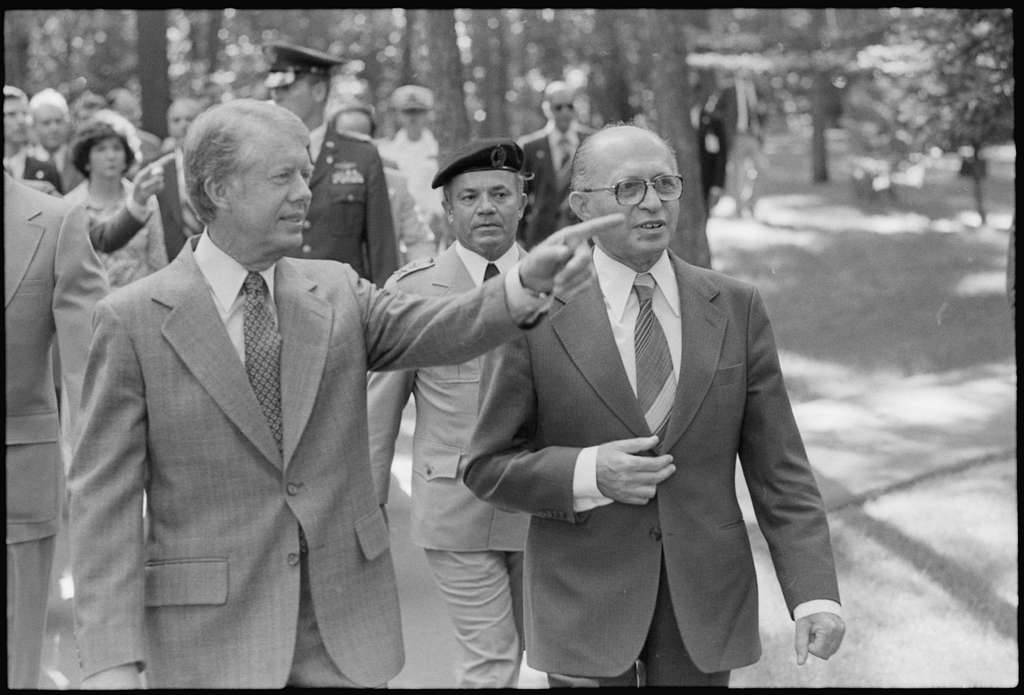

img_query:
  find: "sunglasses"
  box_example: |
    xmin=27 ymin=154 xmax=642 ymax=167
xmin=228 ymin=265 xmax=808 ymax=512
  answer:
xmin=551 ymin=103 xmax=575 ymax=112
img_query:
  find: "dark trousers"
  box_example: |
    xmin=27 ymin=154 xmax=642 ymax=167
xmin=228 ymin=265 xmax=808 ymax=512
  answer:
xmin=547 ymin=555 xmax=730 ymax=687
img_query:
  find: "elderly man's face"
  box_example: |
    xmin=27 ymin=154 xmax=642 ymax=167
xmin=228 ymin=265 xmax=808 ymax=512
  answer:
xmin=444 ymin=169 xmax=525 ymax=262
xmin=220 ymin=121 xmax=313 ymax=265
xmin=571 ymin=129 xmax=679 ymax=272
xmin=31 ymin=103 xmax=70 ymax=152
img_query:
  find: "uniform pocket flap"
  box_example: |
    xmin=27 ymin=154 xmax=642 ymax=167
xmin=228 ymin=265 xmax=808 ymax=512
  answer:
xmin=413 ymin=439 xmax=462 ymax=480
xmin=355 ymin=508 xmax=390 ymax=561
xmin=144 ymin=558 xmax=228 ymax=606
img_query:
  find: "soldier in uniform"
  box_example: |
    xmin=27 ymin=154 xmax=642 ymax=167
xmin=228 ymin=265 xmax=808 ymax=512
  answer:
xmin=264 ymin=41 xmax=398 ymax=286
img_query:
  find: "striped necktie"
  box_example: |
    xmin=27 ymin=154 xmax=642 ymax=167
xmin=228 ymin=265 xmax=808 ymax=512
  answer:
xmin=633 ymin=273 xmax=675 ymax=438
xmin=243 ymin=272 xmax=283 ymax=451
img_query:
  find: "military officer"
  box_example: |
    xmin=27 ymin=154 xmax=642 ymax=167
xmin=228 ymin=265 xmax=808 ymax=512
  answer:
xmin=264 ymin=41 xmax=398 ymax=286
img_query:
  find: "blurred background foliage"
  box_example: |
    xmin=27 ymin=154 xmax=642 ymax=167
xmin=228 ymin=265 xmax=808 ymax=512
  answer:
xmin=5 ymin=7 xmax=1013 ymax=259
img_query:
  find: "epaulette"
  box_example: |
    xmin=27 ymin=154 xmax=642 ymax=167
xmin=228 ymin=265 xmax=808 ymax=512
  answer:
xmin=387 ymin=257 xmax=435 ymax=286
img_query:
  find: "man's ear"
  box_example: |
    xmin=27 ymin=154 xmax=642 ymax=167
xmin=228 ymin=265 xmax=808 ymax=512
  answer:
xmin=204 ymin=176 xmax=232 ymax=213
xmin=568 ymin=190 xmax=588 ymax=220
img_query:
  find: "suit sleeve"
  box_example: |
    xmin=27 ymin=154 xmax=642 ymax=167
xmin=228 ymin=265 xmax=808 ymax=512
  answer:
xmin=366 ymin=367 xmax=416 ymax=507
xmin=737 ymin=288 xmax=840 ymax=614
xmin=67 ymin=300 xmax=149 ymax=678
xmin=52 ymin=203 xmax=110 ymax=446
xmin=363 ymin=150 xmax=400 ymax=286
xmin=463 ymin=334 xmax=581 ymax=519
xmin=87 ymin=206 xmax=146 ymax=253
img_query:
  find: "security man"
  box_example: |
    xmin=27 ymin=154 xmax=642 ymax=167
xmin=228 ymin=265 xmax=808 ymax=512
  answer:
xmin=264 ymin=41 xmax=398 ymax=286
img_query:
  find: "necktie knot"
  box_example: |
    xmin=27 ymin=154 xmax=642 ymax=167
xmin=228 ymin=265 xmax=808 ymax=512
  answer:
xmin=483 ymin=262 xmax=500 ymax=282
xmin=244 ymin=271 xmax=268 ymax=299
xmin=633 ymin=273 xmax=656 ymax=305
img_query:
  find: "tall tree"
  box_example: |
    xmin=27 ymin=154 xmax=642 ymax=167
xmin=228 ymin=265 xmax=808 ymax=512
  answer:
xmin=137 ymin=10 xmax=170 ymax=138
xmin=423 ymin=9 xmax=471 ymax=154
xmin=645 ymin=9 xmax=711 ymax=268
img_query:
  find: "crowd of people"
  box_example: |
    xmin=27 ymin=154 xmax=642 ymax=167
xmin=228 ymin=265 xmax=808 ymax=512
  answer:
xmin=5 ymin=40 xmax=842 ymax=690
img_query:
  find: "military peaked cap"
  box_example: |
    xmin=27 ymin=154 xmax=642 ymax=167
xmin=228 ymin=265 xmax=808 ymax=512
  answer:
xmin=263 ymin=41 xmax=344 ymax=90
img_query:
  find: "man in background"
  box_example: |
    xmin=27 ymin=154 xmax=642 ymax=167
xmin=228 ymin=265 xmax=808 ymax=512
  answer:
xmin=4 ymin=86 xmax=63 ymax=195
xmin=29 ymin=88 xmax=82 ymax=193
xmin=264 ymin=41 xmax=398 ymax=285
xmin=367 ymin=139 xmax=532 ymax=687
xmin=333 ymin=101 xmax=436 ymax=264
xmin=377 ymin=85 xmax=446 ymax=247
xmin=155 ymin=97 xmax=205 ymax=259
xmin=517 ymin=80 xmax=594 ymax=249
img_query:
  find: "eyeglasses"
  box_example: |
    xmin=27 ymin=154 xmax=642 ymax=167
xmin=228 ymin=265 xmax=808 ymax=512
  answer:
xmin=577 ymin=174 xmax=683 ymax=206
xmin=551 ymin=103 xmax=575 ymax=112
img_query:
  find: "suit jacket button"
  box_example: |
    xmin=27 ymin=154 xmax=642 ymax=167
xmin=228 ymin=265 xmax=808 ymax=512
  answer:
xmin=287 ymin=483 xmax=300 ymax=495
xmin=287 ymin=553 xmax=300 ymax=566
xmin=650 ymin=527 xmax=662 ymax=542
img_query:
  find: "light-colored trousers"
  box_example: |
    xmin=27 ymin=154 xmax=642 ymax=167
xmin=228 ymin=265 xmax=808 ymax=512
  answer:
xmin=424 ymin=549 xmax=524 ymax=688
xmin=7 ymin=535 xmax=56 ymax=688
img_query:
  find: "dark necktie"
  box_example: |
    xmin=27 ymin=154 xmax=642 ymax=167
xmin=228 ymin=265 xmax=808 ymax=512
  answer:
xmin=243 ymin=271 xmax=283 ymax=451
xmin=633 ymin=273 xmax=675 ymax=438
xmin=483 ymin=262 xmax=500 ymax=282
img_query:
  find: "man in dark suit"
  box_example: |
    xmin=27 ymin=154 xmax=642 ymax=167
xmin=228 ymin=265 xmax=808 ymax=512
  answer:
xmin=517 ymin=81 xmax=595 ymax=249
xmin=4 ymin=86 xmax=63 ymax=195
xmin=155 ymin=97 xmax=205 ymax=259
xmin=265 ymin=41 xmax=399 ymax=286
xmin=708 ymin=69 xmax=767 ymax=218
xmin=29 ymin=88 xmax=83 ymax=194
xmin=66 ymin=98 xmax=607 ymax=688
xmin=5 ymin=173 xmax=110 ymax=687
xmin=465 ymin=125 xmax=844 ymax=686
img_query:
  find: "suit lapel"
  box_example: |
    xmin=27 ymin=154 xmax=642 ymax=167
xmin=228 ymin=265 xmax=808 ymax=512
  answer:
xmin=551 ymin=280 xmax=648 ymax=436
xmin=4 ymin=179 xmax=46 ymax=308
xmin=159 ymin=247 xmax=284 ymax=468
xmin=275 ymin=259 xmax=331 ymax=469
xmin=660 ymin=256 xmax=727 ymax=451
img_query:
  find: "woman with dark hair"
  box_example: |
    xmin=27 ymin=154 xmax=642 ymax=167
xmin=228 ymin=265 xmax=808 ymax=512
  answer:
xmin=64 ymin=111 xmax=168 ymax=287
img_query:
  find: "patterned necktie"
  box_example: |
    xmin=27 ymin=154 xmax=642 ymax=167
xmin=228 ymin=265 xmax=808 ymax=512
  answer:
xmin=634 ymin=273 xmax=675 ymax=438
xmin=556 ymin=136 xmax=573 ymax=188
xmin=243 ymin=272 xmax=283 ymax=451
xmin=483 ymin=262 xmax=499 ymax=282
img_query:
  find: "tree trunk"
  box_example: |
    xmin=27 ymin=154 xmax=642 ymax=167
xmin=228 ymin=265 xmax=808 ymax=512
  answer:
xmin=423 ymin=9 xmax=471 ymax=155
xmin=969 ymin=145 xmax=987 ymax=225
xmin=399 ymin=10 xmax=418 ymax=86
xmin=475 ymin=9 xmax=510 ymax=138
xmin=205 ymin=9 xmax=223 ymax=74
xmin=810 ymin=69 xmax=830 ymax=183
xmin=645 ymin=10 xmax=711 ymax=269
xmin=137 ymin=10 xmax=170 ymax=138
xmin=3 ymin=12 xmax=32 ymax=90
xmin=589 ymin=10 xmax=634 ymax=125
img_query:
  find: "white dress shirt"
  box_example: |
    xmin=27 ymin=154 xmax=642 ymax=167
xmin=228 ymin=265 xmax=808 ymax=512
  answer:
xmin=193 ymin=233 xmax=278 ymax=363
xmin=378 ymin=129 xmax=443 ymax=219
xmin=453 ymin=241 xmax=520 ymax=287
xmin=570 ymin=245 xmax=840 ymax=620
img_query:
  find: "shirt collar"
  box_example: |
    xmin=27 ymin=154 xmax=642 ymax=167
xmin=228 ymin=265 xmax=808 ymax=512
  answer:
xmin=194 ymin=232 xmax=276 ymax=307
xmin=593 ymin=245 xmax=679 ymax=321
xmin=453 ymin=241 xmax=520 ymax=287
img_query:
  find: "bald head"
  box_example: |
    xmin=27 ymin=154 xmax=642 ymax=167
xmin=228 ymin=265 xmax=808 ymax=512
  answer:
xmin=571 ymin=125 xmax=676 ymax=191
xmin=542 ymin=81 xmax=578 ymax=131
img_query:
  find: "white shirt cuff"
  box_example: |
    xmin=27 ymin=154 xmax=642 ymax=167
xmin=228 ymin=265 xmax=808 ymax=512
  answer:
xmin=503 ymin=263 xmax=553 ymax=326
xmin=793 ymin=599 xmax=842 ymax=620
xmin=126 ymin=198 xmax=150 ymax=222
xmin=572 ymin=446 xmax=614 ymax=512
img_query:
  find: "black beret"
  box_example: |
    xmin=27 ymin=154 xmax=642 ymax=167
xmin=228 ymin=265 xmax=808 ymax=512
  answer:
xmin=263 ymin=41 xmax=344 ymax=89
xmin=431 ymin=138 xmax=525 ymax=189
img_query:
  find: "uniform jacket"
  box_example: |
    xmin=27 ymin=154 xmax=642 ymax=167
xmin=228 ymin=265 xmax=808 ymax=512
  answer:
xmin=67 ymin=238 xmax=524 ymax=688
xmin=517 ymin=125 xmax=594 ymax=249
xmin=5 ymin=174 xmax=109 ymax=543
xmin=465 ymin=251 xmax=840 ymax=677
xmin=367 ymin=245 xmax=529 ymax=551
xmin=288 ymin=129 xmax=399 ymax=286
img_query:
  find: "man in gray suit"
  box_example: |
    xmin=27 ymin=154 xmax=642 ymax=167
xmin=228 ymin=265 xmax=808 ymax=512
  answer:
xmin=368 ymin=138 xmax=532 ymax=687
xmin=5 ymin=173 xmax=109 ymax=687
xmin=67 ymin=99 xmax=613 ymax=688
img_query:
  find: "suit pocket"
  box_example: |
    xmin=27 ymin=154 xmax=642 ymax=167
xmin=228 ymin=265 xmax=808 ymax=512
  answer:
xmin=355 ymin=507 xmax=390 ymax=561
xmin=713 ymin=363 xmax=744 ymax=387
xmin=413 ymin=439 xmax=462 ymax=481
xmin=5 ymin=442 xmax=60 ymax=524
xmin=144 ymin=558 xmax=229 ymax=606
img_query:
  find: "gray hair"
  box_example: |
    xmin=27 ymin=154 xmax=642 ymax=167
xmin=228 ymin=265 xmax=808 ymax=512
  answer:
xmin=184 ymin=98 xmax=307 ymax=224
xmin=570 ymin=123 xmax=677 ymax=191
xmin=28 ymin=87 xmax=69 ymax=115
